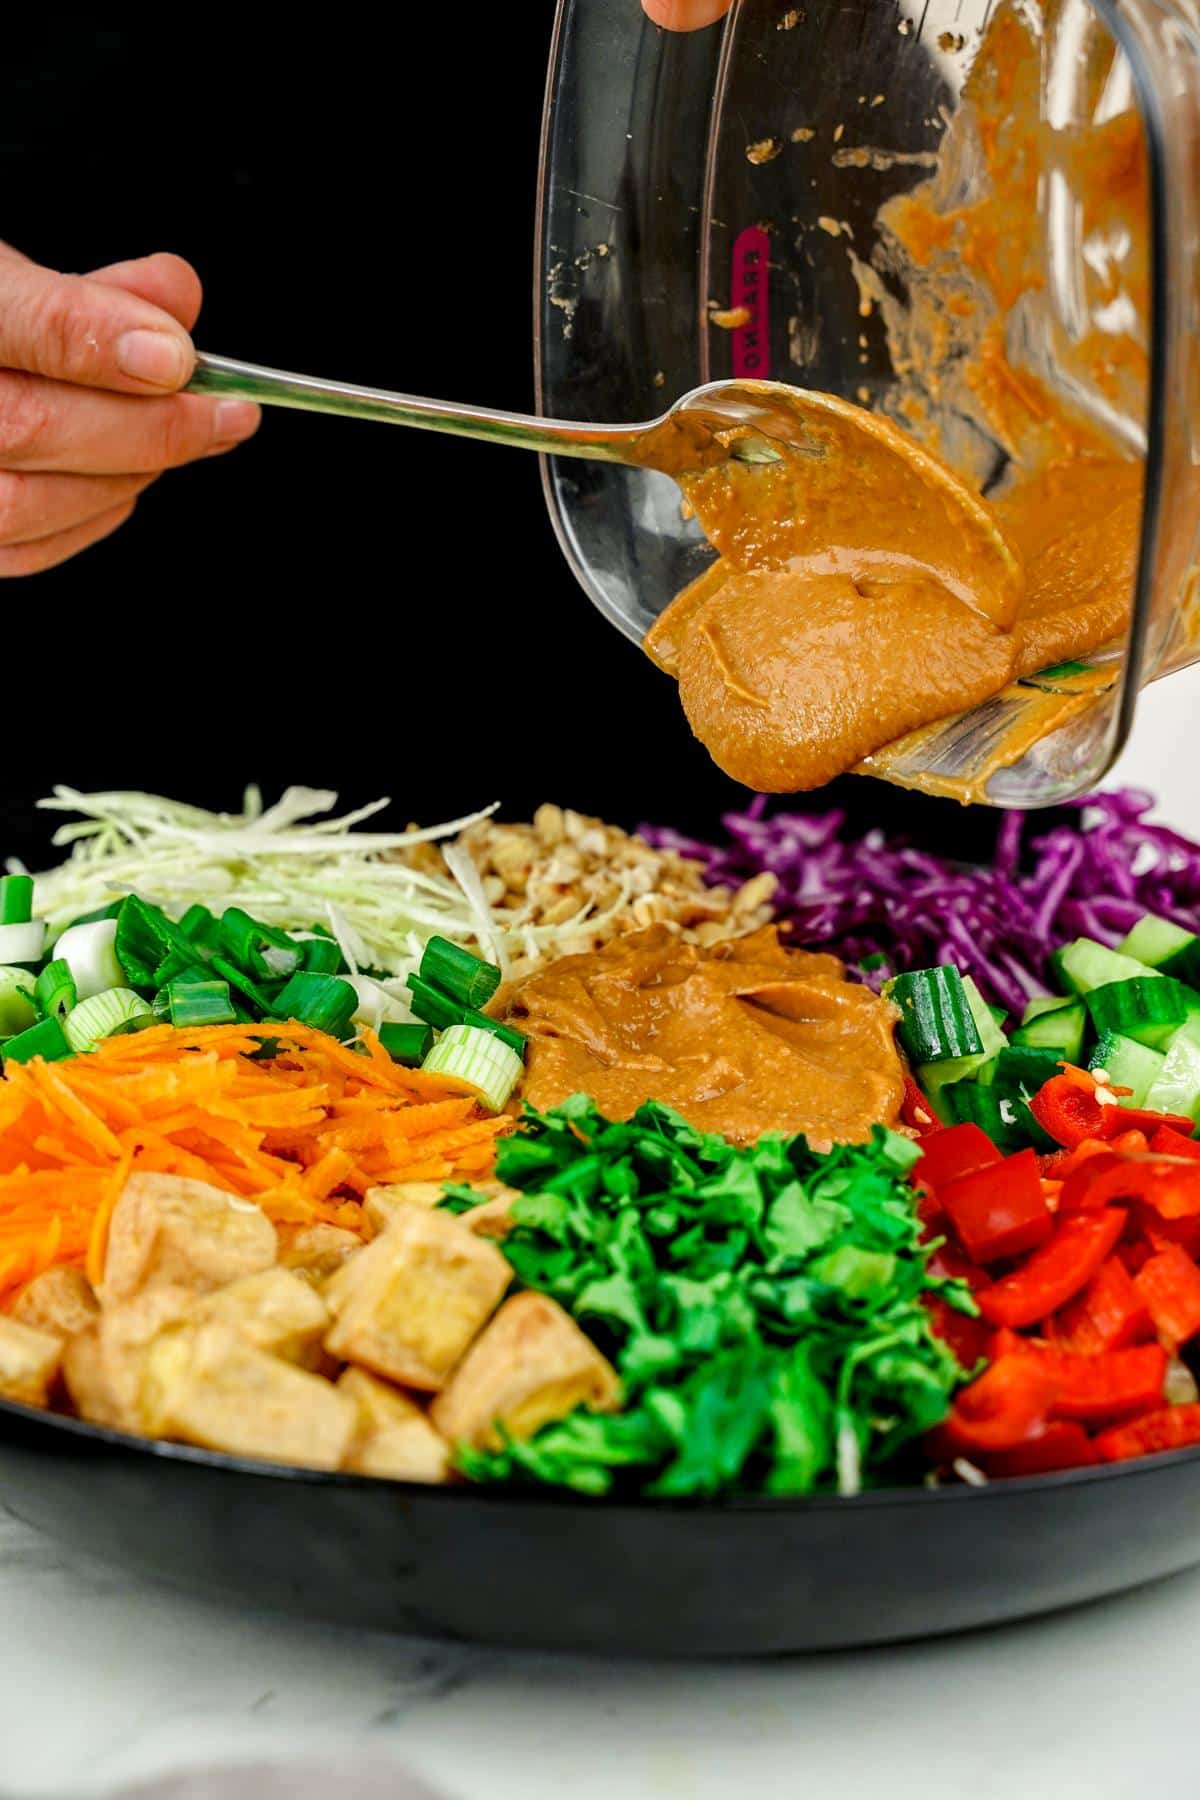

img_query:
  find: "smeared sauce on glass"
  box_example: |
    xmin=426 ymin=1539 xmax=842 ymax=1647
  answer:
xmin=647 ymin=0 xmax=1146 ymax=794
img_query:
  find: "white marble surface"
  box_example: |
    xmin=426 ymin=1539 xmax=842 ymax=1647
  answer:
xmin=3 ymin=666 xmax=1200 ymax=1800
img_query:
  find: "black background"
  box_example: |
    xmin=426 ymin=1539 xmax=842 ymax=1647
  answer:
xmin=0 ymin=13 xmax=996 ymax=868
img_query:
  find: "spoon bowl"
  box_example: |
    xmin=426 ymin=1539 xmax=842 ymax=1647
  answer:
xmin=188 ymin=356 xmax=1018 ymax=637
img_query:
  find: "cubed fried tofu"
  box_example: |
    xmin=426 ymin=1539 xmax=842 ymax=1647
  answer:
xmin=364 ymin=1178 xmax=513 ymax=1238
xmin=324 ymin=1207 xmax=510 ymax=1391
xmin=141 ymin=1320 xmax=356 ymax=1469
xmin=0 ymin=1314 xmax=62 ymax=1407
xmin=11 ymin=1267 xmax=100 ymax=1340
xmin=321 ymin=1245 xmax=371 ymax=1318
xmin=337 ymin=1367 xmax=452 ymax=1483
xmin=363 ymin=1182 xmax=445 ymax=1234
xmin=193 ymin=1268 xmax=329 ymax=1367
xmin=62 ymin=1285 xmax=197 ymax=1430
xmin=431 ymin=1292 xmax=620 ymax=1450
xmin=101 ymin=1172 xmax=277 ymax=1306
xmin=275 ymin=1222 xmax=362 ymax=1281
xmin=461 ymin=1189 xmax=519 ymax=1240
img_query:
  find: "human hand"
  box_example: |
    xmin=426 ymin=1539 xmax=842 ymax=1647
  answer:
xmin=0 ymin=242 xmax=260 ymax=576
xmin=640 ymin=0 xmax=734 ymax=29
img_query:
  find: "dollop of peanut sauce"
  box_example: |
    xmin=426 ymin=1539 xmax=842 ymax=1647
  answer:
xmin=506 ymin=924 xmax=903 ymax=1148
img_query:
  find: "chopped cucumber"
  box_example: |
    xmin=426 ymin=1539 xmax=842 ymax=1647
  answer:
xmin=1119 ymin=914 xmax=1200 ymax=987
xmin=1088 ymin=1032 xmax=1166 ymax=1108
xmin=1085 ymin=976 xmax=1200 ymax=1050
xmin=1010 ymin=999 xmax=1086 ymax=1064
xmin=945 ymin=1081 xmax=1056 ymax=1154
xmin=991 ymin=1044 xmax=1064 ymax=1096
xmin=1020 ymin=994 xmax=1075 ymax=1026
xmin=1145 ymin=1021 xmax=1200 ymax=1124
xmin=916 ymin=977 xmax=1006 ymax=1123
xmin=886 ymin=966 xmax=984 ymax=1064
xmin=1057 ymin=937 xmax=1161 ymax=996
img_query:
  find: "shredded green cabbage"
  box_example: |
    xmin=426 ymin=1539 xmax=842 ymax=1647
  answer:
xmin=12 ymin=786 xmax=633 ymax=993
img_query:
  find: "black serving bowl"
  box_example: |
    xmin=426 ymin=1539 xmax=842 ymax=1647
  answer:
xmin=4 ymin=1395 xmax=1200 ymax=1655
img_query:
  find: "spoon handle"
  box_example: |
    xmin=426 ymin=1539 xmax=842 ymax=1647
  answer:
xmin=187 ymin=352 xmax=640 ymax=464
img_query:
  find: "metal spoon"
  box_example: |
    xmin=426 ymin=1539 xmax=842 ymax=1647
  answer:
xmin=187 ymin=353 xmax=1021 ymax=636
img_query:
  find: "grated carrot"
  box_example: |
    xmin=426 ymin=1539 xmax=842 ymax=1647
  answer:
xmin=0 ymin=1024 xmax=511 ymax=1305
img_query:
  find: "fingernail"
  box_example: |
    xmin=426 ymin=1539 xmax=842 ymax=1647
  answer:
xmin=213 ymin=400 xmax=261 ymax=443
xmin=115 ymin=328 xmax=190 ymax=388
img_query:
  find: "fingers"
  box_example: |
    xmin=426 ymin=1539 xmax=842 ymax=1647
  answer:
xmin=0 ymin=370 xmax=260 ymax=474
xmin=86 ymin=252 xmax=204 ymax=333
xmin=0 ymin=498 xmax=137 ymax=578
xmin=0 ymin=469 xmax=157 ymax=547
xmin=0 ymin=240 xmax=198 ymax=395
xmin=641 ymin=0 xmax=733 ymax=27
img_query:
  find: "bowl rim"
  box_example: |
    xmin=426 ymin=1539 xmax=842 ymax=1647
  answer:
xmin=5 ymin=1390 xmax=1199 ymax=1513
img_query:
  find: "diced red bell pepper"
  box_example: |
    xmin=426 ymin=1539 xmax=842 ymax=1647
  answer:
xmin=917 ymin=1122 xmax=1001 ymax=1192
xmin=1059 ymin=1152 xmax=1200 ymax=1218
xmin=926 ymin=1295 xmax=992 ymax=1371
xmin=977 ymin=1209 xmax=1127 ymax=1327
xmin=1119 ymin=1239 xmax=1155 ymax=1275
xmin=1104 ymin=1107 xmax=1197 ymax=1140
xmin=938 ymin=1149 xmax=1053 ymax=1265
xmin=1136 ymin=1207 xmax=1200 ymax=1260
xmin=927 ymin=1241 xmax=990 ymax=1291
xmin=1135 ymin=1243 xmax=1200 ymax=1349
xmin=1058 ymin=1151 xmax=1127 ymax=1211
xmin=982 ymin=1421 xmax=1098 ymax=1477
xmin=1150 ymin=1125 xmax=1200 ymax=1161
xmin=1104 ymin=1129 xmax=1151 ymax=1158
xmin=1029 ymin=1073 xmax=1107 ymax=1149
xmin=985 ymin=1328 xmax=1166 ymax=1423
xmin=1093 ymin=1403 xmax=1200 ymax=1463
xmin=901 ymin=1075 xmax=942 ymax=1136
xmin=929 ymin=1353 xmax=1061 ymax=1456
xmin=1052 ymin=1254 xmax=1154 ymax=1354
xmin=916 ymin=1190 xmax=944 ymax=1236
xmin=1043 ymin=1136 xmax=1113 ymax=1179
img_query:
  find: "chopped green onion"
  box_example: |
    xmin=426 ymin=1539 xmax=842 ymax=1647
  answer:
xmin=219 ymin=907 xmax=301 ymax=981
xmin=61 ymin=900 xmax=124 ymax=931
xmin=421 ymin=1023 xmax=522 ymax=1114
xmin=152 ymin=946 xmax=212 ymax=987
xmin=461 ymin=1006 xmax=526 ymax=1058
xmin=2 ymin=1015 xmax=71 ymax=1064
xmin=378 ymin=1021 xmax=435 ymax=1066
xmin=300 ymin=936 xmax=343 ymax=975
xmin=0 ymin=875 xmax=34 ymax=925
xmin=113 ymin=896 xmax=193 ymax=990
xmin=63 ymin=988 xmax=154 ymax=1053
xmin=165 ymin=977 xmax=237 ymax=1028
xmin=34 ymin=958 xmax=76 ymax=1026
xmin=54 ymin=917 xmax=125 ymax=999
xmin=0 ymin=966 xmax=37 ymax=1036
xmin=405 ymin=972 xmax=463 ymax=1031
xmin=178 ymin=903 xmax=220 ymax=953
xmin=271 ymin=971 xmax=358 ymax=1037
xmin=0 ymin=920 xmax=46 ymax=965
xmin=209 ymin=954 xmax=282 ymax=1015
xmin=419 ymin=936 xmax=502 ymax=1011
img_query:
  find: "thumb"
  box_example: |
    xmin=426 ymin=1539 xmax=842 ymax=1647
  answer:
xmin=641 ymin=0 xmax=733 ymax=29
xmin=87 ymin=251 xmax=204 ymax=334
xmin=0 ymin=239 xmax=196 ymax=394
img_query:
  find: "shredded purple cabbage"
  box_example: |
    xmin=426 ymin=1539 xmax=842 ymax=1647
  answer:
xmin=641 ymin=790 xmax=1200 ymax=1017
